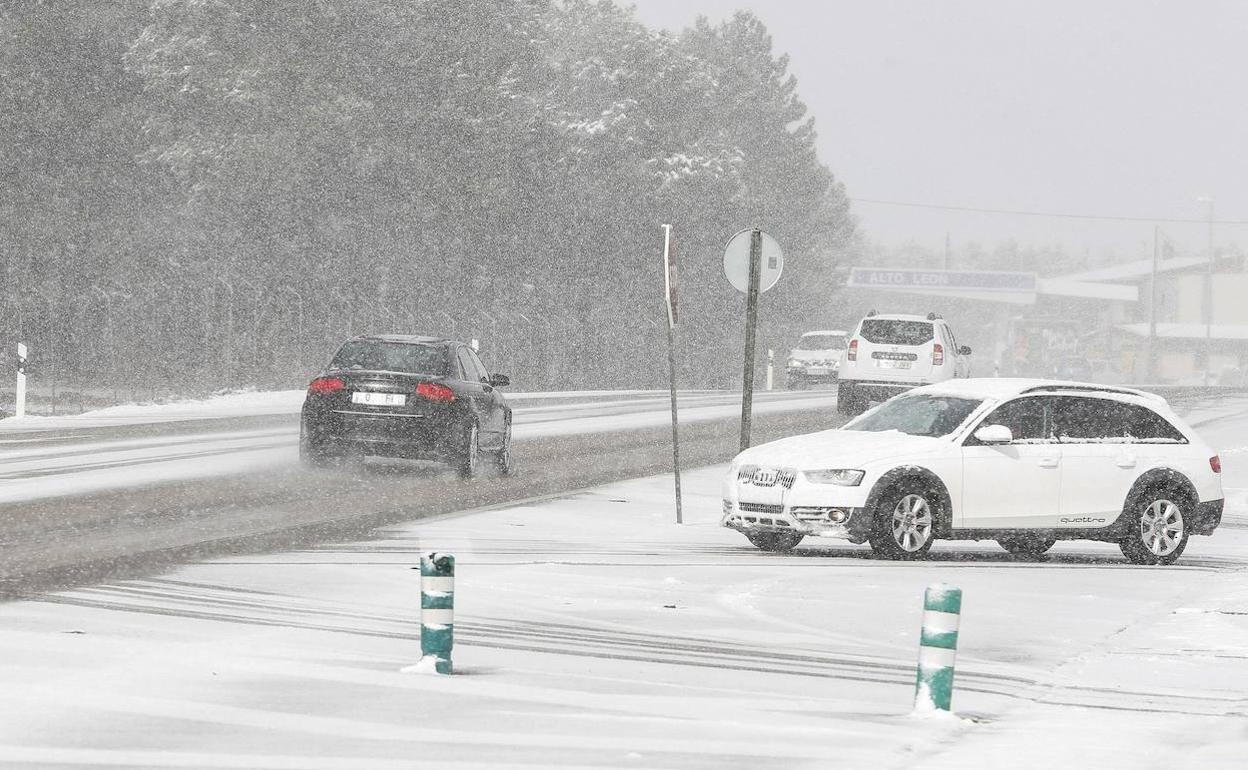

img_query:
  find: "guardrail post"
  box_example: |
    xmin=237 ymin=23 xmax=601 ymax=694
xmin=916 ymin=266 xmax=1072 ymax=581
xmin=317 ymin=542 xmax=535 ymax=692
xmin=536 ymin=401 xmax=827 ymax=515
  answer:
xmin=405 ymin=552 xmax=455 ymax=674
xmin=915 ymin=583 xmax=961 ymax=712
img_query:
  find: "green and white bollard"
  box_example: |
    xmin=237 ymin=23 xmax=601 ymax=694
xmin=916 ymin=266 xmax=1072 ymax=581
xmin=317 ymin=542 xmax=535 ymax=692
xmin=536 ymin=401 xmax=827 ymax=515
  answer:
xmin=914 ymin=583 xmax=962 ymax=712
xmin=418 ymin=552 xmax=455 ymax=674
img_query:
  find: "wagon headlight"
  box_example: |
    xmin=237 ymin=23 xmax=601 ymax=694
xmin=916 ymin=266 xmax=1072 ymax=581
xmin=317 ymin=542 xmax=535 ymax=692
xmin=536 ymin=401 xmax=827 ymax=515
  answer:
xmin=787 ymin=358 xmax=800 ymax=368
xmin=736 ymin=463 xmax=759 ymax=481
xmin=803 ymin=469 xmax=865 ymax=486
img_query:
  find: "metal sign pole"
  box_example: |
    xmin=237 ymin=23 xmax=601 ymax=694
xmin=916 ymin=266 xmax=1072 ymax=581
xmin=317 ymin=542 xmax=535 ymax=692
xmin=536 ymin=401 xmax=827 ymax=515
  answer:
xmin=662 ymin=224 xmax=682 ymax=524
xmin=15 ymin=342 xmax=27 ymax=419
xmin=740 ymin=229 xmax=762 ymax=451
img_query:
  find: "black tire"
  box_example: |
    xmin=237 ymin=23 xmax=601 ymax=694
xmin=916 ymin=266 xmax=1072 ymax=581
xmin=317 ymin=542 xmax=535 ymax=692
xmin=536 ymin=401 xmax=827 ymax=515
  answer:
xmin=867 ymin=480 xmax=939 ymax=560
xmin=745 ymin=531 xmax=805 ymax=552
xmin=299 ymin=426 xmax=339 ymax=469
xmin=997 ymin=534 xmax=1056 ymax=555
xmin=837 ymin=382 xmax=860 ymax=416
xmin=494 ymin=419 xmax=513 ymax=476
xmin=1119 ymin=486 xmax=1190 ymax=565
xmin=458 ymin=422 xmax=480 ymax=480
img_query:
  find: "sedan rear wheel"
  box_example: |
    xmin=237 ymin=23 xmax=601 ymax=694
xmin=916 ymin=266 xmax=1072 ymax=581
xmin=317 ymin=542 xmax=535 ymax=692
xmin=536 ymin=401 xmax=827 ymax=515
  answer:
xmin=494 ymin=420 xmax=514 ymax=476
xmin=1120 ymin=492 xmax=1189 ymax=565
xmin=458 ymin=422 xmax=480 ymax=480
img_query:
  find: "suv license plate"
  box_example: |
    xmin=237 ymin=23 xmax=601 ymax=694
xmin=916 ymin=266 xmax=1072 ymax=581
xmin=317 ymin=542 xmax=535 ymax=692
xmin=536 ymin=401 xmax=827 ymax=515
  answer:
xmin=877 ymin=359 xmax=911 ymax=369
xmin=352 ymin=392 xmax=407 ymax=407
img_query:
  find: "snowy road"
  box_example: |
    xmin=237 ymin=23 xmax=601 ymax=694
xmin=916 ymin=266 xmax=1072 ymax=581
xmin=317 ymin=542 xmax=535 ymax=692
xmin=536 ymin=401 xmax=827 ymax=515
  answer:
xmin=0 ymin=389 xmax=837 ymax=505
xmin=1 ymin=405 xmax=1247 ymax=767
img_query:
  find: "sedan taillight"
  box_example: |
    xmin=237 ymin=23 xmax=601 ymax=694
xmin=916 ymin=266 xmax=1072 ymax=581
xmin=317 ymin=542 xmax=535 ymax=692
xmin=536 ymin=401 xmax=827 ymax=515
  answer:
xmin=308 ymin=377 xmax=345 ymax=395
xmin=416 ymin=382 xmax=457 ymax=404
xmin=1210 ymin=455 xmax=1222 ymax=473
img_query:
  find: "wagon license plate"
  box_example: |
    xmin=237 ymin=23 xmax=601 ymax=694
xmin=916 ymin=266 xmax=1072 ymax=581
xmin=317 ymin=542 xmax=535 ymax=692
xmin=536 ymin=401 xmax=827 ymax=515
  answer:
xmin=806 ymin=367 xmax=829 ymax=376
xmin=352 ymin=391 xmax=407 ymax=407
xmin=877 ymin=359 xmax=911 ymax=369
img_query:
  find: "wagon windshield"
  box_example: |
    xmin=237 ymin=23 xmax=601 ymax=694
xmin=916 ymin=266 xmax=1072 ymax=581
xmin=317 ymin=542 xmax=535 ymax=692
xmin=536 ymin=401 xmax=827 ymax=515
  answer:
xmin=845 ymin=395 xmax=982 ymax=438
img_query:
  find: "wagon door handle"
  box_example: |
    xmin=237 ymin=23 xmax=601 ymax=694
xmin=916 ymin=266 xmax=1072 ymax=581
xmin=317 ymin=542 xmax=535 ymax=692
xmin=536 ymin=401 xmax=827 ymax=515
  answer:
xmin=1038 ymin=456 xmax=1059 ymax=469
xmin=1115 ymin=455 xmax=1137 ymax=469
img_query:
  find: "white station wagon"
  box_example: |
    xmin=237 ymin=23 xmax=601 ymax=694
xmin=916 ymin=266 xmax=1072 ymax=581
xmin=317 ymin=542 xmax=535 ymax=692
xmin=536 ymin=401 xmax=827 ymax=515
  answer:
xmin=722 ymin=379 xmax=1224 ymax=565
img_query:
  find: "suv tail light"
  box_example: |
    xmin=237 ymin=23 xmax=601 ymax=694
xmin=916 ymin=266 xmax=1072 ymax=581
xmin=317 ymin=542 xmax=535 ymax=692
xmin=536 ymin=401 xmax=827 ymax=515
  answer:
xmin=1210 ymin=455 xmax=1222 ymax=473
xmin=308 ymin=376 xmax=345 ymax=395
xmin=416 ymin=382 xmax=457 ymax=404
xmin=847 ymin=339 xmax=858 ymax=362
xmin=932 ymin=343 xmax=944 ymax=366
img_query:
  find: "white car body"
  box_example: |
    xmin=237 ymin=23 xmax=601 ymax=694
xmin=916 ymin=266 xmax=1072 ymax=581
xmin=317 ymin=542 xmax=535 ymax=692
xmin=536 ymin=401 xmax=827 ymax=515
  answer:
xmin=837 ymin=312 xmax=971 ymax=414
xmin=722 ymin=379 xmax=1224 ymax=564
xmin=786 ymin=329 xmax=848 ymax=387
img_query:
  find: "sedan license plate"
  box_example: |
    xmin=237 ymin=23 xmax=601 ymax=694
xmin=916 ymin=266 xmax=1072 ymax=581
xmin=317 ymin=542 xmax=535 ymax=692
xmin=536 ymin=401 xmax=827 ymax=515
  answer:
xmin=352 ymin=391 xmax=407 ymax=407
xmin=806 ymin=367 xmax=829 ymax=376
xmin=877 ymin=359 xmax=911 ymax=370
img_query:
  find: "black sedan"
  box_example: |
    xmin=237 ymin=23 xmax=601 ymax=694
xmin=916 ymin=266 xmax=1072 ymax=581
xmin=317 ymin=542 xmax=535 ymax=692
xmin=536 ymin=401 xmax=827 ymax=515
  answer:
xmin=300 ymin=335 xmax=512 ymax=478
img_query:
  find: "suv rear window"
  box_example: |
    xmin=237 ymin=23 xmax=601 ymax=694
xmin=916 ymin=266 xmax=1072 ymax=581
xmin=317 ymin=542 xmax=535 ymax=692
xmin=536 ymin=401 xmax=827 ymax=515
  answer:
xmin=331 ymin=341 xmax=449 ymax=376
xmin=859 ymin=319 xmax=934 ymax=346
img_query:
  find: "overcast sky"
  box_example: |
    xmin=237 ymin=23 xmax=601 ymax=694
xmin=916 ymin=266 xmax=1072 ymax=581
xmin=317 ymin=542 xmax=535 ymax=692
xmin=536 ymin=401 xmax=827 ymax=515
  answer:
xmin=626 ymin=0 xmax=1248 ymax=259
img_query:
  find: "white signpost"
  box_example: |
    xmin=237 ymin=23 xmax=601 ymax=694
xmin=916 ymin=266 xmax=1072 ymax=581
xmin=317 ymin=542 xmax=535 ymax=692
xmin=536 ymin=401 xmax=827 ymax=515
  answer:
xmin=723 ymin=229 xmax=784 ymax=450
xmin=661 ymin=224 xmax=682 ymax=524
xmin=15 ymin=342 xmax=27 ymax=419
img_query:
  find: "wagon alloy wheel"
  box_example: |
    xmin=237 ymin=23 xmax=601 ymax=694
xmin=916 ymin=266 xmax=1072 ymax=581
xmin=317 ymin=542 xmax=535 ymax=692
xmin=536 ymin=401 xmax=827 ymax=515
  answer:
xmin=1140 ymin=499 xmax=1184 ymax=556
xmin=891 ymin=494 xmax=933 ymax=552
xmin=869 ymin=485 xmax=938 ymax=560
xmin=1120 ymin=491 xmax=1190 ymax=566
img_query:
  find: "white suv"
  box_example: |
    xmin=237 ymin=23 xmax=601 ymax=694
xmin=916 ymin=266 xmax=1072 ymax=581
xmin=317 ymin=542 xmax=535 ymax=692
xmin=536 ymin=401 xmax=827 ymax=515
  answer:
xmin=838 ymin=312 xmax=971 ymax=415
xmin=722 ymin=379 xmax=1224 ymax=565
xmin=785 ymin=330 xmax=848 ymax=389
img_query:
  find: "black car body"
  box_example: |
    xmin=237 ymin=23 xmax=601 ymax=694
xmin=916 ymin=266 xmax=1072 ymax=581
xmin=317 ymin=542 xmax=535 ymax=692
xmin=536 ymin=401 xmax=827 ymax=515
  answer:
xmin=300 ymin=335 xmax=512 ymax=477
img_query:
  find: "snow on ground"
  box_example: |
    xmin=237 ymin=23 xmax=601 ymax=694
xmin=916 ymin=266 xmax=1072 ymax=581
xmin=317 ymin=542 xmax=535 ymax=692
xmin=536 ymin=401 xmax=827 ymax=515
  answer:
xmin=2 ymin=416 xmax=1248 ymax=766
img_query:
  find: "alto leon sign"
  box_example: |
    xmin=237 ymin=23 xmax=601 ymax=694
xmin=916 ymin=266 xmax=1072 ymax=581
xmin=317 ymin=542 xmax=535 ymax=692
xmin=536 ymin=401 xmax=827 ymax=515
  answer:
xmin=847 ymin=267 xmax=1039 ymax=304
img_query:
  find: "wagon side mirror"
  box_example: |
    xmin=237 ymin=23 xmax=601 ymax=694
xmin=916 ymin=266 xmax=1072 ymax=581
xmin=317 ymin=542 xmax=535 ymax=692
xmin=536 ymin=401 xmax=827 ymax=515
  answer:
xmin=973 ymin=424 xmax=1013 ymax=444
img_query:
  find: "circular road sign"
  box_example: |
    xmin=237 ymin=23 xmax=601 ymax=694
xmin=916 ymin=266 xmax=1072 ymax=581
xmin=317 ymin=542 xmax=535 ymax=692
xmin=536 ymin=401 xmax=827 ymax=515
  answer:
xmin=723 ymin=229 xmax=784 ymax=293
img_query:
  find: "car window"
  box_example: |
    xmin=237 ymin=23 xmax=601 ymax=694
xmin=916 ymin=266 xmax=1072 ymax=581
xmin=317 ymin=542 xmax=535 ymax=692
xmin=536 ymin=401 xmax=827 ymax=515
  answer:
xmin=844 ymin=395 xmax=982 ymax=437
xmin=466 ymin=348 xmax=491 ymax=381
xmin=796 ymin=334 xmax=844 ymax=350
xmin=1050 ymin=396 xmax=1187 ymax=443
xmin=859 ymin=319 xmax=933 ymax=346
xmin=330 ymin=341 xmax=448 ymax=376
xmin=967 ymin=396 xmax=1053 ymax=444
xmin=455 ymin=348 xmax=485 ymax=383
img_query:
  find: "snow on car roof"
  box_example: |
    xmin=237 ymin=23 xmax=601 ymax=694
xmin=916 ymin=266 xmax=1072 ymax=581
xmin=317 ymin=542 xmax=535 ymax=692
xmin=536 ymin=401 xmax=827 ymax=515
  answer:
xmin=909 ymin=378 xmax=1166 ymax=405
xmin=861 ymin=313 xmax=933 ymax=322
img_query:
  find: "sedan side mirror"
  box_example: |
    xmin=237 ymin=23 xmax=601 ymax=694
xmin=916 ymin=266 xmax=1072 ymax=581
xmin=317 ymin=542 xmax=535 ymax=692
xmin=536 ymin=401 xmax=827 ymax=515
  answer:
xmin=973 ymin=424 xmax=1013 ymax=444
xmin=488 ymin=373 xmax=510 ymax=387
xmin=959 ymin=345 xmax=972 ymax=355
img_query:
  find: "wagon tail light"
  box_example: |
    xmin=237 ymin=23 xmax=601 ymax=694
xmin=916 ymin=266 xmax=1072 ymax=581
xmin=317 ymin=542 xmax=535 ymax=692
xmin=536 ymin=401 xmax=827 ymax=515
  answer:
xmin=1210 ymin=455 xmax=1222 ymax=473
xmin=847 ymin=339 xmax=858 ymax=362
xmin=416 ymin=382 xmax=457 ymax=404
xmin=932 ymin=343 xmax=944 ymax=366
xmin=307 ymin=376 xmax=345 ymax=395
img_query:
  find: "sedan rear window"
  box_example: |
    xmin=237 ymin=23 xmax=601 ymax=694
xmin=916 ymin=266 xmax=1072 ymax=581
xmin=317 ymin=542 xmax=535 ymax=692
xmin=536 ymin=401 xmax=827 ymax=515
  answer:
xmin=845 ymin=395 xmax=982 ymax=438
xmin=859 ymin=319 xmax=934 ymax=346
xmin=330 ymin=341 xmax=449 ymax=376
